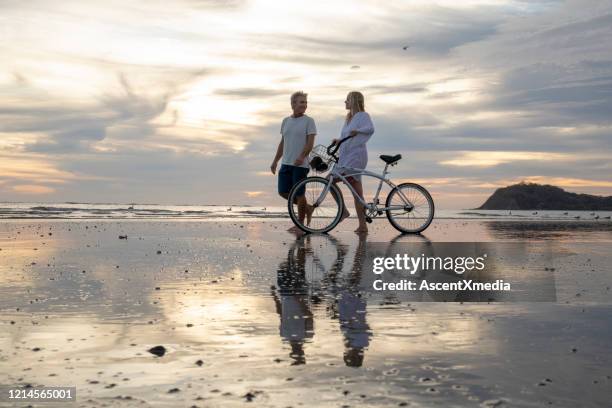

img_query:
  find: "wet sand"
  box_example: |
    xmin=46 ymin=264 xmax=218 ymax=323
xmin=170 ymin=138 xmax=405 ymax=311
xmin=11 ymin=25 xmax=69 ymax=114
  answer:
xmin=1 ymin=219 xmax=611 ymax=407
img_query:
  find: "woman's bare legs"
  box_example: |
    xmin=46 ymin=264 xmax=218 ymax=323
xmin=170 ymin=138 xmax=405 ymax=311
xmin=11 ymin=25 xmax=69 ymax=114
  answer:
xmin=347 ymin=177 xmax=368 ymax=233
xmin=333 ymin=178 xmax=350 ymax=222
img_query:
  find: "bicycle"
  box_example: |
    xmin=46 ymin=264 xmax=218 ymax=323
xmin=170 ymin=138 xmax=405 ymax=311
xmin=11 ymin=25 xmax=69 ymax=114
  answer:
xmin=287 ymin=138 xmax=435 ymax=234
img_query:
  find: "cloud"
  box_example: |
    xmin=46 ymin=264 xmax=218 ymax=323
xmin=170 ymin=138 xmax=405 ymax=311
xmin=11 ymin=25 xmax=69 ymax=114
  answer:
xmin=1 ymin=68 xmax=211 ymax=155
xmin=184 ymin=0 xmax=246 ymax=10
xmin=439 ymin=151 xmax=573 ymax=167
xmin=245 ymin=191 xmax=264 ymax=197
xmin=11 ymin=184 xmax=56 ymax=194
xmin=472 ymin=176 xmax=612 ymax=189
xmin=365 ymin=83 xmax=429 ymax=95
xmin=214 ymin=88 xmax=289 ymax=98
xmin=270 ymin=4 xmax=503 ymax=59
xmin=0 ymin=154 xmax=80 ymax=183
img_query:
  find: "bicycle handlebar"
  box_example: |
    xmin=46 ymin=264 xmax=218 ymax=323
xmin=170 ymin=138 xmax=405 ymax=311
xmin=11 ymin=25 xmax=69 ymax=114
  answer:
xmin=326 ymin=135 xmax=353 ymax=157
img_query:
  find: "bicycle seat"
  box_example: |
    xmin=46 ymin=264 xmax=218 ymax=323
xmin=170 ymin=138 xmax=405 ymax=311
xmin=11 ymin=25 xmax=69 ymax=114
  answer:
xmin=380 ymin=154 xmax=402 ymax=164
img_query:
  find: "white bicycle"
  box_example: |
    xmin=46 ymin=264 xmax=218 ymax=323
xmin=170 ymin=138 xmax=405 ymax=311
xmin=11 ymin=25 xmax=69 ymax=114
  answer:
xmin=288 ymin=139 xmax=435 ymax=234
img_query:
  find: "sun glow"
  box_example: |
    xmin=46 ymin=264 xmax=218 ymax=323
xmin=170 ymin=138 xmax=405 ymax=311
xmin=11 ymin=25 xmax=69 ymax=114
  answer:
xmin=440 ymin=151 xmax=572 ymax=167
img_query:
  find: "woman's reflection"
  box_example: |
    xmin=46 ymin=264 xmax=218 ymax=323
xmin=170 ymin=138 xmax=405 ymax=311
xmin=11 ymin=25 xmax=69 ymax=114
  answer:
xmin=335 ymin=234 xmax=371 ymax=367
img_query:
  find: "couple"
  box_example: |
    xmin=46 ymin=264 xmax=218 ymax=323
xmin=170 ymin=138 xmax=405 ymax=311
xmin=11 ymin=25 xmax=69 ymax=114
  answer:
xmin=270 ymin=91 xmax=375 ymax=234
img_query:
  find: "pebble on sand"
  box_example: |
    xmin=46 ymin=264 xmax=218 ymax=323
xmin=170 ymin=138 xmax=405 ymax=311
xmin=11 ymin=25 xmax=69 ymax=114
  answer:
xmin=148 ymin=345 xmax=166 ymax=357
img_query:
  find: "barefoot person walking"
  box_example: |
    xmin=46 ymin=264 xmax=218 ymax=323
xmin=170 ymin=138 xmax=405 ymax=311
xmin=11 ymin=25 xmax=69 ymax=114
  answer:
xmin=271 ymin=91 xmax=316 ymax=232
xmin=332 ymin=91 xmax=375 ymax=234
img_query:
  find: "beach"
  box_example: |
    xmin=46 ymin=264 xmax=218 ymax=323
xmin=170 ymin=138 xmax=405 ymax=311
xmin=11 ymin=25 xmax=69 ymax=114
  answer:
xmin=1 ymin=218 xmax=611 ymax=407
xmin=3 ymin=0 xmax=612 ymax=406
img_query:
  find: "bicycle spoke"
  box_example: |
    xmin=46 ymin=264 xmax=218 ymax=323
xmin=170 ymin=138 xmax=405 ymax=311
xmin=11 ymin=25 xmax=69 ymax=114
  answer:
xmin=386 ymin=183 xmax=434 ymax=233
xmin=289 ymin=178 xmax=342 ymax=233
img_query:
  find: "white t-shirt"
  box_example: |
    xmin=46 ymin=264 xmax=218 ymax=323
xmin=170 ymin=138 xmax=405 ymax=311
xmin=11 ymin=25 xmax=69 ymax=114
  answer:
xmin=280 ymin=115 xmax=317 ymax=169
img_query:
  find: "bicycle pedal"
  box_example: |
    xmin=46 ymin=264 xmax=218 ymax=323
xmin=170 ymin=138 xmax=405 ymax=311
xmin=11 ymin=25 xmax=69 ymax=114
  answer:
xmin=365 ymin=217 xmax=373 ymax=223
xmin=377 ymin=210 xmax=383 ymax=215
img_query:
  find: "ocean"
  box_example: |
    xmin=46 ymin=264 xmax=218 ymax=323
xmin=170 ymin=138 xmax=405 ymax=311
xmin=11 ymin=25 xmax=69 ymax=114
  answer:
xmin=1 ymin=202 xmax=610 ymax=221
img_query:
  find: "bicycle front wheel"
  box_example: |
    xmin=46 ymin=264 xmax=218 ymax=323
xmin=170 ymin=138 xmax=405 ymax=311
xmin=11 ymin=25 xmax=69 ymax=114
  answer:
xmin=386 ymin=182 xmax=434 ymax=233
xmin=288 ymin=176 xmax=344 ymax=233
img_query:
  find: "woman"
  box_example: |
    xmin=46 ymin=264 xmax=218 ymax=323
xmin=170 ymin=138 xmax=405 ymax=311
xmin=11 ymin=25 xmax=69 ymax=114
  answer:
xmin=332 ymin=91 xmax=375 ymax=233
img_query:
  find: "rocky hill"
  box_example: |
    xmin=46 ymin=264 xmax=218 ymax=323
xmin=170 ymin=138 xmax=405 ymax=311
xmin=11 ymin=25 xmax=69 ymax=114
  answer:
xmin=477 ymin=182 xmax=612 ymax=210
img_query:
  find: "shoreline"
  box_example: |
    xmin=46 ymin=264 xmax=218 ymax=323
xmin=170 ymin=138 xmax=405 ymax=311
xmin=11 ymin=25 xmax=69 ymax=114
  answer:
xmin=1 ymin=216 xmax=612 ymax=222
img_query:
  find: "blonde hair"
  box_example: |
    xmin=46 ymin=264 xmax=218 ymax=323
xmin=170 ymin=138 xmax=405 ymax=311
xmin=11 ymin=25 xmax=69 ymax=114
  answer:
xmin=291 ymin=91 xmax=308 ymax=106
xmin=345 ymin=91 xmax=365 ymax=123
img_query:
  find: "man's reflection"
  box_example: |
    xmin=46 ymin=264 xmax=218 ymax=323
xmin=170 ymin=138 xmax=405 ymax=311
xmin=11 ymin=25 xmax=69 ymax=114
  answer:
xmin=271 ymin=234 xmax=313 ymax=365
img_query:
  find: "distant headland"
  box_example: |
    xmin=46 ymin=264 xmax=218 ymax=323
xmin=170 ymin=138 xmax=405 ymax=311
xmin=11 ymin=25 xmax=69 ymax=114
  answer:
xmin=477 ymin=182 xmax=612 ymax=210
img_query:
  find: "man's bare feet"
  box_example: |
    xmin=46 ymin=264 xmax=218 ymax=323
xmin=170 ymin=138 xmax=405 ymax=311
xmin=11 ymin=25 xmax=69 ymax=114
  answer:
xmin=339 ymin=210 xmax=350 ymax=223
xmin=306 ymin=204 xmax=314 ymax=226
xmin=287 ymin=225 xmax=303 ymax=234
xmin=354 ymin=226 xmax=368 ymax=234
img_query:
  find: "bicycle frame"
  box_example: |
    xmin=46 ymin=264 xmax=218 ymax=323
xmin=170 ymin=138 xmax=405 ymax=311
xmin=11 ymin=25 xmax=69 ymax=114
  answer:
xmin=313 ymin=160 xmax=414 ymax=214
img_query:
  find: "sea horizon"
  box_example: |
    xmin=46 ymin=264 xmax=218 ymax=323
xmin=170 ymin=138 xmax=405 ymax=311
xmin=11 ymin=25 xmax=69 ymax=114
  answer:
xmin=1 ymin=201 xmax=611 ymax=221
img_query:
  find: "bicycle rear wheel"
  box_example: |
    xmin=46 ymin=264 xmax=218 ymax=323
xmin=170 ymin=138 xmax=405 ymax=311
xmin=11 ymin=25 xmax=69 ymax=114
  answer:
xmin=385 ymin=182 xmax=434 ymax=233
xmin=288 ymin=176 xmax=344 ymax=233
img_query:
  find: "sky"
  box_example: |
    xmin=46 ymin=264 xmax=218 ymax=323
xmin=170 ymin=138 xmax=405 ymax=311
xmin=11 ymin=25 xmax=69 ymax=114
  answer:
xmin=1 ymin=0 xmax=611 ymax=208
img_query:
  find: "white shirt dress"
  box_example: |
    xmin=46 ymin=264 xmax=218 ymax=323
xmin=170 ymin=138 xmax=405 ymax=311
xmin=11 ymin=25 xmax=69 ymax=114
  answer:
xmin=337 ymin=111 xmax=375 ymax=181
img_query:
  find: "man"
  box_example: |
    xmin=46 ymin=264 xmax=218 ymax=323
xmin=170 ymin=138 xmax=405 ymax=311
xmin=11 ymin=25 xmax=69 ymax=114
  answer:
xmin=270 ymin=91 xmax=316 ymax=232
